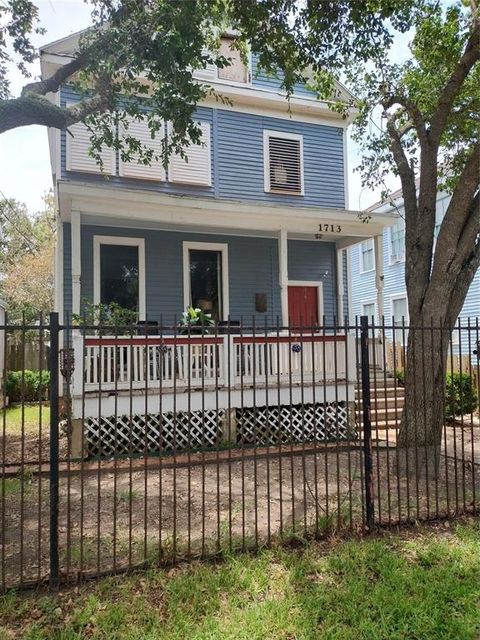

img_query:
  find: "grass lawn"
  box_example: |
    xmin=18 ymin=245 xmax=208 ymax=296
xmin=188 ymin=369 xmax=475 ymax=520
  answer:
xmin=0 ymin=520 xmax=479 ymax=640
xmin=2 ymin=405 xmax=50 ymax=436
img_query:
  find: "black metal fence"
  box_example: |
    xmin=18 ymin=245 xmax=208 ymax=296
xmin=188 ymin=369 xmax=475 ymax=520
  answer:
xmin=1 ymin=314 xmax=479 ymax=592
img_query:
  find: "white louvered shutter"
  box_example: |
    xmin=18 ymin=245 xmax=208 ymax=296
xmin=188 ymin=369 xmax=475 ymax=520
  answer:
xmin=265 ymin=133 xmax=303 ymax=195
xmin=193 ymin=48 xmax=218 ymax=81
xmin=65 ymin=118 xmax=115 ymax=175
xmin=118 ymin=118 xmax=165 ymax=181
xmin=169 ymin=122 xmax=212 ymax=186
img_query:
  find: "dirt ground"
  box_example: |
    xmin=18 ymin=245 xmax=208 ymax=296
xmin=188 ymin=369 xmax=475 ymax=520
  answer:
xmin=1 ymin=427 xmax=479 ymax=591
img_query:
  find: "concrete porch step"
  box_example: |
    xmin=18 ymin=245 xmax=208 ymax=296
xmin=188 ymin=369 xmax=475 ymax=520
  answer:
xmin=368 ymin=396 xmax=405 ymax=410
xmin=356 ymin=386 xmax=405 ymax=399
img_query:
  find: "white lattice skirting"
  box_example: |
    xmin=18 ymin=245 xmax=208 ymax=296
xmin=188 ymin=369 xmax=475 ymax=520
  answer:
xmin=84 ymin=402 xmax=356 ymax=458
xmin=236 ymin=402 xmax=353 ymax=446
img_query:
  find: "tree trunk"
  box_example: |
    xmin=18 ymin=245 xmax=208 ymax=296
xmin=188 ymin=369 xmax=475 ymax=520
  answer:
xmin=396 ymin=321 xmax=450 ymax=479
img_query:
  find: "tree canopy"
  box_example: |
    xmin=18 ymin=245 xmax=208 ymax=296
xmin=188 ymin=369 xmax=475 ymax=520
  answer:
xmin=0 ymin=195 xmax=55 ymax=323
xmin=1 ymin=0 xmax=423 ymax=161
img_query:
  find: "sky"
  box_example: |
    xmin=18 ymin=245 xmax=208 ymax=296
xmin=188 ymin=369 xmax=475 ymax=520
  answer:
xmin=0 ymin=0 xmax=410 ymax=214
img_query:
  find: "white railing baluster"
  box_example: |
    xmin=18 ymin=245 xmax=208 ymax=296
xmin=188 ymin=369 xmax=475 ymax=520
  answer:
xmin=79 ymin=332 xmax=353 ymax=393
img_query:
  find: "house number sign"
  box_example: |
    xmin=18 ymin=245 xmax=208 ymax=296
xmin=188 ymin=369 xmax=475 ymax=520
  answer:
xmin=318 ymin=224 xmax=342 ymax=233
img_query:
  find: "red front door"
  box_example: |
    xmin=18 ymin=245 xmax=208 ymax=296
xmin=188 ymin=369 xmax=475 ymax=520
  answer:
xmin=288 ymin=285 xmax=319 ymax=328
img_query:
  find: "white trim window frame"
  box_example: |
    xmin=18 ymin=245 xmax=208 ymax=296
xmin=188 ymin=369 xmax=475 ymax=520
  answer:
xmin=389 ymin=218 xmax=406 ymax=265
xmin=361 ymin=300 xmax=377 ymax=321
xmin=390 ymin=293 xmax=409 ymax=325
xmin=287 ymin=280 xmax=324 ymax=324
xmin=263 ymin=129 xmax=304 ymax=196
xmin=93 ymin=235 xmax=146 ymax=320
xmin=217 ymin=37 xmax=251 ymax=86
xmin=182 ymin=241 xmax=229 ymax=319
xmin=359 ymin=238 xmax=375 ymax=273
xmin=195 ymin=39 xmax=252 ymax=87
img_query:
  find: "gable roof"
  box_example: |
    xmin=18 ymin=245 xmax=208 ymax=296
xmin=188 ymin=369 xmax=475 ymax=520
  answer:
xmin=40 ymin=28 xmax=356 ymax=117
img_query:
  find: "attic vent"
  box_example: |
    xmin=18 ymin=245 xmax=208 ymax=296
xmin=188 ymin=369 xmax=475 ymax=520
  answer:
xmin=264 ymin=131 xmax=303 ymax=195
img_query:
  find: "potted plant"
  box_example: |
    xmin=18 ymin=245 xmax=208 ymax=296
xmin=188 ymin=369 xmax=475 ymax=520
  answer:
xmin=72 ymin=301 xmax=138 ymax=335
xmin=178 ymin=307 xmax=215 ymax=334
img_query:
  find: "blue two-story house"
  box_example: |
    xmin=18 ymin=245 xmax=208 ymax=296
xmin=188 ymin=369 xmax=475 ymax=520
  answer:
xmin=41 ymin=31 xmax=392 ymax=457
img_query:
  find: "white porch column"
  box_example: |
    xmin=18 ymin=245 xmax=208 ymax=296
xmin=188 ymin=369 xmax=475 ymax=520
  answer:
xmin=278 ymin=228 xmax=289 ymax=326
xmin=71 ymin=210 xmax=81 ymax=316
xmin=54 ymin=216 xmax=64 ymax=322
xmin=374 ymin=234 xmax=384 ymax=320
xmin=336 ymin=248 xmax=345 ymax=323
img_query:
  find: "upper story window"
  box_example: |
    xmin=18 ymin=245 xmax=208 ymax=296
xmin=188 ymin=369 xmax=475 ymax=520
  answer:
xmin=195 ymin=36 xmax=249 ymax=85
xmin=218 ymin=37 xmax=248 ymax=84
xmin=360 ymin=238 xmax=375 ymax=273
xmin=263 ymin=130 xmax=304 ymax=195
xmin=66 ymin=114 xmax=212 ymax=187
xmin=65 ymin=108 xmax=115 ymax=175
xmin=168 ymin=121 xmax=212 ymax=186
xmin=389 ymin=218 xmax=405 ymax=264
xmin=362 ymin=301 xmax=376 ymax=320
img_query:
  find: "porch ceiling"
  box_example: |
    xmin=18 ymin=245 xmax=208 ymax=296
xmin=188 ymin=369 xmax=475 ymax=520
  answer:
xmin=58 ymin=180 xmax=396 ymax=245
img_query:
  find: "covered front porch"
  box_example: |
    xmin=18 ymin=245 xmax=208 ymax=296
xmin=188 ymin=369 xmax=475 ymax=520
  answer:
xmin=58 ymin=181 xmax=392 ymax=328
xmin=57 ymin=183 xmax=392 ymax=456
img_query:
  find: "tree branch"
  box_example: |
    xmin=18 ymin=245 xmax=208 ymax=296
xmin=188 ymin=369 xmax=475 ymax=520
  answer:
xmin=429 ymin=18 xmax=480 ymax=147
xmin=0 ymin=73 xmax=114 ymax=134
xmin=431 ymin=143 xmax=480 ymax=270
xmin=21 ymin=51 xmax=89 ymax=98
xmin=382 ymin=94 xmax=428 ymax=148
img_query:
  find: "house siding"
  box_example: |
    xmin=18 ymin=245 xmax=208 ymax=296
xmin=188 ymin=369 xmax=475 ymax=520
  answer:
xmin=251 ymin=54 xmax=317 ymax=98
xmin=216 ymin=110 xmax=345 ymax=208
xmin=350 ymin=193 xmax=480 ymax=353
xmin=342 ymin=249 xmax=349 ymax=322
xmin=74 ymin=224 xmax=337 ymax=326
xmin=60 ymin=87 xmax=345 ymax=209
xmin=287 ymin=240 xmax=337 ymax=322
xmin=80 ymin=226 xmax=281 ymax=324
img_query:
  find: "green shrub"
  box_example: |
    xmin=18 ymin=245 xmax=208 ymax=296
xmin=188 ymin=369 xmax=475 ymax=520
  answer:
xmin=394 ymin=369 xmax=405 ymax=386
xmin=4 ymin=370 xmax=50 ymax=403
xmin=445 ymin=372 xmax=478 ymax=419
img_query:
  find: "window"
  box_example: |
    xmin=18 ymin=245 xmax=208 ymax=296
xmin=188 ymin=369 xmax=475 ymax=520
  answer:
xmin=194 ymin=38 xmax=249 ymax=84
xmin=264 ymin=130 xmax=303 ymax=195
xmin=362 ymin=302 xmax=376 ymax=320
xmin=360 ymin=239 xmax=375 ymax=272
xmin=168 ymin=121 xmax=212 ymax=186
xmin=118 ymin=117 xmax=166 ymax=181
xmin=65 ymin=105 xmax=115 ymax=175
xmin=390 ymin=219 xmax=405 ymax=263
xmin=218 ymin=37 xmax=248 ymax=83
xmin=183 ymin=242 xmax=229 ymax=321
xmin=392 ymin=296 xmax=408 ymax=327
xmin=93 ymin=237 xmax=145 ymax=319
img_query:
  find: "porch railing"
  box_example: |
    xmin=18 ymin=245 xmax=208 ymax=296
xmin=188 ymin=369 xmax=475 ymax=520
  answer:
xmin=72 ymin=332 xmax=355 ymax=394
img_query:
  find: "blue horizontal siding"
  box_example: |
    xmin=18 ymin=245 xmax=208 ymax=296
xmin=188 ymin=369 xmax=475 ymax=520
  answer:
xmin=251 ymin=54 xmax=318 ymax=98
xmin=80 ymin=225 xmax=282 ymax=324
xmin=72 ymin=224 xmax=338 ymax=327
xmin=60 ymin=86 xmax=345 ymax=209
xmin=216 ymin=110 xmax=344 ymax=208
xmin=349 ymin=242 xmax=377 ymax=320
xmin=287 ymin=240 xmax=337 ymax=323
